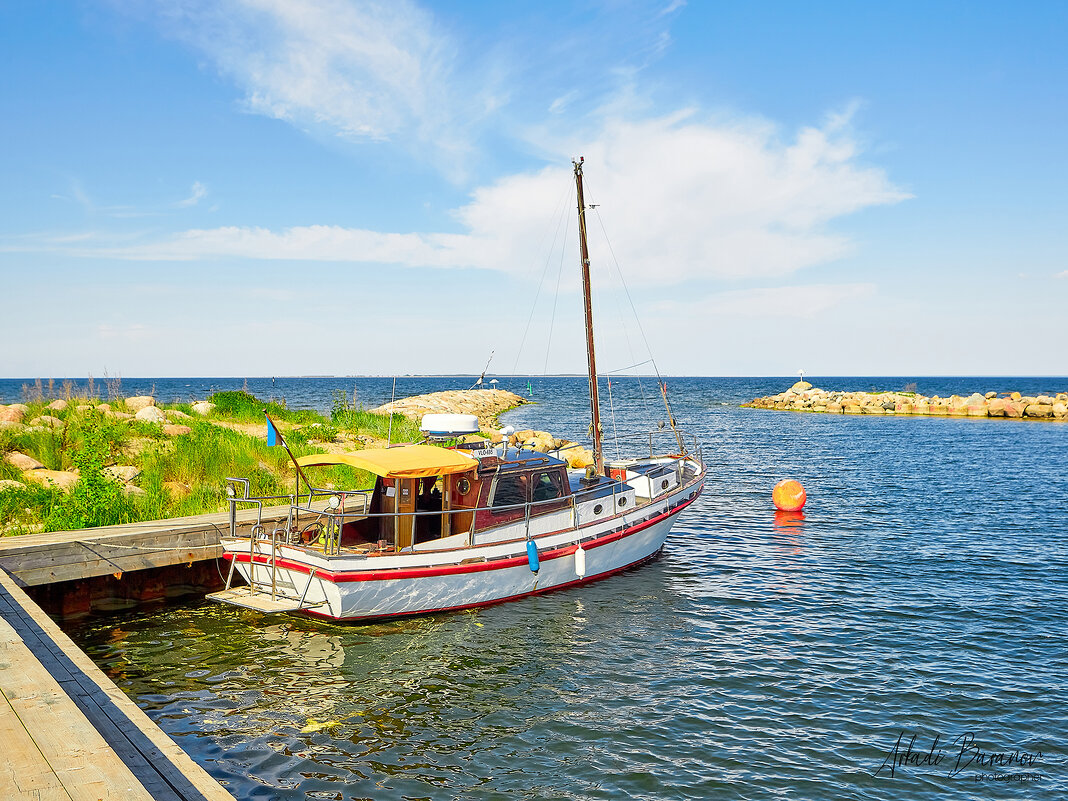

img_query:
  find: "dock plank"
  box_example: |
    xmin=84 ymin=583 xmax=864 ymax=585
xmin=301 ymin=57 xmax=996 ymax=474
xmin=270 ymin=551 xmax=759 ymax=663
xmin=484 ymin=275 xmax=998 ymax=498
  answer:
xmin=0 ymin=570 xmax=234 ymax=801
xmin=0 ymin=617 xmax=153 ymax=800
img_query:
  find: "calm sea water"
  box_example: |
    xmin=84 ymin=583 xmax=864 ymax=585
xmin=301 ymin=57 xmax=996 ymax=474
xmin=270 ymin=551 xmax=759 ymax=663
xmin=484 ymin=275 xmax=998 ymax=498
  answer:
xmin=29 ymin=376 xmax=1068 ymax=799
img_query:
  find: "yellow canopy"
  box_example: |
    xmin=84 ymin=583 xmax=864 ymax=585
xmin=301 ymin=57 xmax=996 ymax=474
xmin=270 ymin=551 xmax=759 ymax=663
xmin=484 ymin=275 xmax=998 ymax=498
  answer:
xmin=296 ymin=444 xmax=478 ymax=479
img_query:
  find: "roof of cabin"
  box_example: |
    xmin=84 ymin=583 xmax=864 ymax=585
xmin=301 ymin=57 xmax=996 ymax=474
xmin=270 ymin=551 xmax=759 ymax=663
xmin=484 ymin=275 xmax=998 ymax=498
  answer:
xmin=296 ymin=445 xmax=477 ymax=479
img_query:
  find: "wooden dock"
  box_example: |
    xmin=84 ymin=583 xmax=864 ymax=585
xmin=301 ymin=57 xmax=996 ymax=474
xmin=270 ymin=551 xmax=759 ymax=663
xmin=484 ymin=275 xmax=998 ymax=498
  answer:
xmin=0 ymin=503 xmax=296 ymax=588
xmin=0 ymin=568 xmax=235 ymax=800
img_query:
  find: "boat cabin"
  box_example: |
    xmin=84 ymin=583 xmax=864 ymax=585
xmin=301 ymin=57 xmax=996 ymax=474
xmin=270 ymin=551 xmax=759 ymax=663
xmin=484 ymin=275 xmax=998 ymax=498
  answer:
xmin=295 ymin=445 xmax=576 ymax=554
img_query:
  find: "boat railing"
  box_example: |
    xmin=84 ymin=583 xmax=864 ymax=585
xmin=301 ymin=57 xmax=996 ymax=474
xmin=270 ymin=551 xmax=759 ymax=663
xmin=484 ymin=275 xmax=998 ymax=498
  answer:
xmin=223 ymin=445 xmax=703 ymax=556
xmin=594 ymin=428 xmax=703 ymax=461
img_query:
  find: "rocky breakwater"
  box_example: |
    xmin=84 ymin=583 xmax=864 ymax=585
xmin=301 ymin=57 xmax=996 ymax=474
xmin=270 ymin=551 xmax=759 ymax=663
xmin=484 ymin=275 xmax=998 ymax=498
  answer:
xmin=506 ymin=430 xmax=596 ymax=470
xmin=744 ymin=382 xmax=1068 ymax=420
xmin=371 ymin=389 xmax=528 ymax=429
xmin=369 ymin=389 xmax=596 ymax=468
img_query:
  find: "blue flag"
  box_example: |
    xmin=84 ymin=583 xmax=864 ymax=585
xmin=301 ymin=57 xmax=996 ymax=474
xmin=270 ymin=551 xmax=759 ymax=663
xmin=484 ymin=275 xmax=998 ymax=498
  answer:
xmin=266 ymin=417 xmax=278 ymax=446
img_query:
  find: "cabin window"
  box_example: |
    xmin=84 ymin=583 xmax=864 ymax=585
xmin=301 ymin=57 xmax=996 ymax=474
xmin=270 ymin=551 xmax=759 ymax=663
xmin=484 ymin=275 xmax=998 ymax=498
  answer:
xmin=491 ymin=474 xmax=527 ymax=510
xmin=531 ymin=471 xmax=563 ymax=503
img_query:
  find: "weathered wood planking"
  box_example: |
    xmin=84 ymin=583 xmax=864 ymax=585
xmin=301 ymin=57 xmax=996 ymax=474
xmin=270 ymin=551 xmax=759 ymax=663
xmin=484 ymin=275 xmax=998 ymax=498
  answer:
xmin=0 ymin=615 xmax=154 ymax=800
xmin=0 ymin=503 xmax=297 ymax=586
xmin=0 ymin=568 xmax=235 ymax=801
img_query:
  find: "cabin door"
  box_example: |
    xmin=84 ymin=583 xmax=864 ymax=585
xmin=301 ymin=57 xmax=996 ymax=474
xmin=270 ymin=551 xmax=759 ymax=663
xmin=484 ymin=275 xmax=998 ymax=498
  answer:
xmin=395 ymin=478 xmax=417 ymax=551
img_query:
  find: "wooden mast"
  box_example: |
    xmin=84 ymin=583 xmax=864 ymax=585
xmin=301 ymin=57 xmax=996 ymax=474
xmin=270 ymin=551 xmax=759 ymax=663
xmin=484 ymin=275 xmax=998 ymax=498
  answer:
xmin=573 ymin=157 xmax=604 ymax=475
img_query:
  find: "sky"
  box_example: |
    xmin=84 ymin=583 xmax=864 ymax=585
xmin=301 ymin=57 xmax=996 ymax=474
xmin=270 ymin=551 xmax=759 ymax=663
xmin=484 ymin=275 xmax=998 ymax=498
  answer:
xmin=1 ymin=1 xmax=1066 ymax=379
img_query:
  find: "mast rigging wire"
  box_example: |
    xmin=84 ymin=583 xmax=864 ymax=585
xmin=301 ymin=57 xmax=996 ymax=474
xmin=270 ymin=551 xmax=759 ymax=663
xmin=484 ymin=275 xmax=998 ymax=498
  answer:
xmin=508 ymin=181 xmax=575 ymax=385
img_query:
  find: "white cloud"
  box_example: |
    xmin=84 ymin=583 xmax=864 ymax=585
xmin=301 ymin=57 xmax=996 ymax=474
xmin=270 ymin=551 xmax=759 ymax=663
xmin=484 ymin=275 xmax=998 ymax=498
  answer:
xmin=652 ymin=283 xmax=877 ymax=319
xmin=148 ymin=0 xmax=472 ymax=168
xmin=176 ymin=181 xmax=208 ymax=208
xmin=40 ymin=109 xmax=906 ymax=285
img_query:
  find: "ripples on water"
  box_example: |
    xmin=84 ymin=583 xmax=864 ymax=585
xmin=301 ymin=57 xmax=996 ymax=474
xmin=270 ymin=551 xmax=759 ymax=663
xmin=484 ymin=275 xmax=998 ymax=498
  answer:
xmin=56 ymin=377 xmax=1068 ymax=799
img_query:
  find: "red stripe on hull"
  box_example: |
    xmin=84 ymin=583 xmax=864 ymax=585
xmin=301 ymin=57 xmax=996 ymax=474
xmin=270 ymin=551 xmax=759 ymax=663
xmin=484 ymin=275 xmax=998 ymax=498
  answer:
xmin=227 ymin=491 xmax=698 ymax=583
xmin=302 ymin=545 xmax=666 ymax=623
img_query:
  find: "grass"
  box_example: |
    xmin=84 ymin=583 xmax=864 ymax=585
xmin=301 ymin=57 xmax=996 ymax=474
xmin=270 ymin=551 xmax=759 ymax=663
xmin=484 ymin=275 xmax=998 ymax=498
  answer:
xmin=207 ymin=390 xmax=321 ymax=424
xmin=0 ymin=391 xmax=393 ymax=535
xmin=329 ymin=388 xmax=423 ymax=443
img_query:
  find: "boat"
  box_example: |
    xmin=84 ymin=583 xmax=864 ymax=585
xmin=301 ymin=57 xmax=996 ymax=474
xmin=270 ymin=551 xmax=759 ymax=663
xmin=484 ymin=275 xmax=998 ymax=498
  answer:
xmin=207 ymin=159 xmax=706 ymax=621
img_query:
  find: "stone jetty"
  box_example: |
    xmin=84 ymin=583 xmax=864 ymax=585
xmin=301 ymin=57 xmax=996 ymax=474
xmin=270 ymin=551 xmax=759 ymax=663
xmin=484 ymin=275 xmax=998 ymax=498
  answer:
xmin=744 ymin=382 xmax=1068 ymax=420
xmin=371 ymin=388 xmax=528 ymax=429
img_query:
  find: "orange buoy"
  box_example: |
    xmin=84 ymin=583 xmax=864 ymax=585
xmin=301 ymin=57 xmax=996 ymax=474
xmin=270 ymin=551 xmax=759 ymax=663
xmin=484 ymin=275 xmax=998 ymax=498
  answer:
xmin=773 ymin=479 xmax=806 ymax=512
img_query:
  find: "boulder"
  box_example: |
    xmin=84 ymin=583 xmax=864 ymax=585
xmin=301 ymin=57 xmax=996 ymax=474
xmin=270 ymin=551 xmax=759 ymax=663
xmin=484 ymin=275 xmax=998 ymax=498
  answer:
xmin=46 ymin=399 xmax=69 ymax=412
xmin=1024 ymin=404 xmax=1053 ymax=419
xmin=789 ymin=380 xmax=813 ymax=393
xmin=135 ymin=406 xmax=167 ymax=424
xmin=0 ymin=406 xmax=26 ymax=423
xmin=984 ymin=391 xmax=997 ymax=399
xmin=5 ymin=451 xmax=44 ymax=471
xmin=123 ymin=484 xmax=147 ymax=497
xmin=125 ymin=396 xmax=156 ymax=412
xmin=97 ymin=403 xmax=112 ymax=412
xmin=1003 ymin=401 xmax=1025 ymax=418
xmin=105 ymin=465 xmax=141 ymax=483
xmin=105 ymin=410 xmax=133 ymax=420
xmin=0 ymin=421 xmax=26 ymax=432
xmin=1036 ymin=395 xmax=1054 ymax=406
xmin=1010 ymin=391 xmax=1022 ymax=401
xmin=966 ymin=405 xmax=988 ymax=417
xmin=986 ymin=398 xmax=1007 ymax=417
xmin=1052 ymin=402 xmax=1067 ymax=420
xmin=164 ymin=409 xmax=192 ymax=420
xmin=564 ymin=447 xmax=595 ymax=470
xmin=0 ymin=479 xmax=25 ymax=492
xmin=23 ymin=469 xmax=79 ymax=491
xmin=76 ymin=404 xmax=93 ymax=413
xmin=191 ymin=401 xmax=215 ymax=416
xmin=32 ymin=415 xmax=64 ymax=428
xmin=162 ymin=424 xmax=193 ymax=436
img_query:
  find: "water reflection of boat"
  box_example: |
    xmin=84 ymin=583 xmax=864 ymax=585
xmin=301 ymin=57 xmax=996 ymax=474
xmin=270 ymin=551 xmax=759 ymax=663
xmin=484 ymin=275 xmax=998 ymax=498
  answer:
xmin=209 ymin=160 xmax=705 ymax=622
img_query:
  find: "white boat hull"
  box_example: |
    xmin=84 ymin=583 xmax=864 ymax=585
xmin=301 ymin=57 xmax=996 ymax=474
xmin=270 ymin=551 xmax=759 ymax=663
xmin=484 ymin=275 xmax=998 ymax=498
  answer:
xmin=222 ymin=474 xmax=702 ymax=622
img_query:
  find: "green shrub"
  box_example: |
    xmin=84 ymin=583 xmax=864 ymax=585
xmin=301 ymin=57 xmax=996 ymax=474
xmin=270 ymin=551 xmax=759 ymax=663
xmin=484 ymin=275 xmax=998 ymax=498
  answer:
xmin=44 ymin=416 xmax=135 ymax=531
